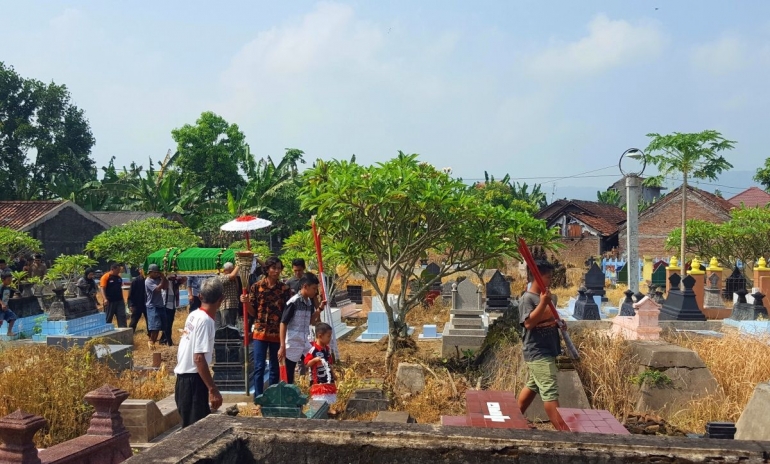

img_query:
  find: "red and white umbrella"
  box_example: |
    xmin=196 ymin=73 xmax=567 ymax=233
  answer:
xmin=220 ymin=215 xmax=272 ymax=249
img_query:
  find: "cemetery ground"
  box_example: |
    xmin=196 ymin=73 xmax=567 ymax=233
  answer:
xmin=1 ymin=276 xmax=768 ymax=450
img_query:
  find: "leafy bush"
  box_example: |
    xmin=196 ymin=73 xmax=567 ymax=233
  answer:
xmin=0 ymin=227 xmax=42 ymax=260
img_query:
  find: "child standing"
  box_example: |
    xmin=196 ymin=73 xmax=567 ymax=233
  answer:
xmin=279 ymin=272 xmax=326 ymax=384
xmin=0 ymin=274 xmax=17 ymax=337
xmin=304 ymin=322 xmax=337 ymax=406
xmin=517 ymin=260 xmax=568 ymax=431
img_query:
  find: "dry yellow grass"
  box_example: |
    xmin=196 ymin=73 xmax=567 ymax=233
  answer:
xmin=664 ymin=331 xmax=770 ymax=433
xmin=0 ymin=340 xmax=168 ymax=448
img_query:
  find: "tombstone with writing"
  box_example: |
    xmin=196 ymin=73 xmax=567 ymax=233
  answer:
xmin=584 ymin=262 xmax=607 ymax=302
xmin=704 ymin=273 xmax=725 ymax=309
xmin=722 ymin=267 xmax=747 ymax=301
xmin=659 ymin=274 xmax=707 ymax=321
xmin=574 ymin=289 xmax=600 ymax=320
xmin=485 ymin=270 xmax=511 ymax=312
xmin=620 ymin=289 xmax=635 ymax=317
xmin=442 ymin=280 xmax=487 ymax=356
xmin=729 ymin=291 xmax=769 ymax=321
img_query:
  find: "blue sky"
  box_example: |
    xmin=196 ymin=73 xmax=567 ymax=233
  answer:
xmin=2 ymin=1 xmax=769 ymax=200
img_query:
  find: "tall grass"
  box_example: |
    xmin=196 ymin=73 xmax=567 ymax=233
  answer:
xmin=0 ymin=340 xmax=168 ymax=448
xmin=665 ymin=332 xmax=770 ymax=433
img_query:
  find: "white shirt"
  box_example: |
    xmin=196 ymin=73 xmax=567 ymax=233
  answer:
xmin=174 ymin=309 xmax=216 ymax=375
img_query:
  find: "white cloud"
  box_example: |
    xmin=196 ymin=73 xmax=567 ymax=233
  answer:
xmin=527 ymin=14 xmax=665 ymax=78
xmin=691 ymin=36 xmax=748 ymax=75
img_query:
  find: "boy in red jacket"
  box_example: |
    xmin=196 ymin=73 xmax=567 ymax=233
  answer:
xmin=304 ymin=322 xmax=336 ymax=407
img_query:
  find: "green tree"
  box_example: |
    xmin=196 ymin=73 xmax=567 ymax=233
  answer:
xmin=477 ymin=173 xmax=547 ymax=212
xmin=0 ymin=62 xmax=96 ymax=200
xmin=754 ymin=158 xmax=770 ymax=191
xmin=85 ymin=218 xmax=201 ymax=267
xmin=643 ymin=130 xmax=735 ymax=269
xmin=172 ymin=111 xmax=250 ymax=199
xmin=301 ymin=153 xmax=559 ymax=367
xmin=665 ymin=206 xmax=770 ymax=282
xmin=0 ymin=228 xmax=42 ymax=260
xmin=596 ymin=188 xmax=622 ymax=206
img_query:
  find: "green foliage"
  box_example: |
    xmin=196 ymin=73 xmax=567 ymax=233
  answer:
xmin=10 ymin=271 xmax=27 ymax=288
xmin=46 ymin=254 xmax=97 ymax=286
xmin=644 ymin=130 xmax=736 ymax=267
xmin=0 ymin=227 xmax=42 ymax=260
xmin=301 ymin=153 xmax=558 ymax=363
xmin=665 ymin=206 xmax=770 ymax=276
xmin=597 ymin=188 xmax=622 ymax=207
xmin=630 ymin=369 xmax=673 ymax=387
xmin=172 ymin=111 xmax=250 ymax=199
xmin=0 ymin=62 xmax=96 ymax=200
xmin=754 ymin=158 xmax=770 ymax=191
xmin=85 ymin=218 xmax=201 ymax=266
xmin=477 ymin=173 xmax=548 ymax=213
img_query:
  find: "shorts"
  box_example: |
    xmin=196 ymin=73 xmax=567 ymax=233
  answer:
xmin=525 ymin=357 xmax=559 ymax=402
xmin=0 ymin=309 xmax=17 ymax=322
xmin=146 ymin=305 xmax=166 ymax=332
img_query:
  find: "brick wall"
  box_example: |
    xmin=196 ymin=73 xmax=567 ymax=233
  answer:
xmin=550 ymin=235 xmax=600 ymax=267
xmin=619 ymin=194 xmax=730 ymax=257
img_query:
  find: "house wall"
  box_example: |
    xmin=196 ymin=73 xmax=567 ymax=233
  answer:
xmin=27 ymin=206 xmax=107 ymax=259
xmin=551 ymin=235 xmax=601 ymax=266
xmin=619 ymin=195 xmax=730 ymax=258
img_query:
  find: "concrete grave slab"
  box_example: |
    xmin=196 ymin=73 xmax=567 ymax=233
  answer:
xmin=736 ymin=381 xmax=770 ymax=441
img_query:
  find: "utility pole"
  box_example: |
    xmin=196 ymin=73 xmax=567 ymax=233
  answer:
xmin=619 ymin=148 xmax=646 ymax=293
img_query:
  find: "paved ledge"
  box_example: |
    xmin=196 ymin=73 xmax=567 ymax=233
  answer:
xmin=127 ymin=414 xmax=770 ymax=463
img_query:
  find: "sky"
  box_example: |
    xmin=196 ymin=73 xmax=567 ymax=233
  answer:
xmin=2 ymin=1 xmax=769 ymax=201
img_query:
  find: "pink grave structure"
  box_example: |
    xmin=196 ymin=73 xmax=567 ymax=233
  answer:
xmin=610 ymin=296 xmax=662 ymax=341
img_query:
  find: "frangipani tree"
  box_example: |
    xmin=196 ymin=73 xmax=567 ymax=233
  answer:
xmin=301 ymin=152 xmax=559 ymax=366
xmin=644 ymin=130 xmax=735 ymax=269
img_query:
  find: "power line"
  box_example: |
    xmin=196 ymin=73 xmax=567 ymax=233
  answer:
xmin=461 ymin=165 xmax=618 ymax=183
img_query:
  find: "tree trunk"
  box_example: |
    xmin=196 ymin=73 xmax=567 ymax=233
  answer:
xmin=385 ymin=322 xmax=397 ymax=373
xmin=680 ymin=172 xmax=688 ymax=279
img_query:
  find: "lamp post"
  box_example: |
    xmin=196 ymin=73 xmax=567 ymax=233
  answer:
xmin=619 ymin=148 xmax=646 ymax=293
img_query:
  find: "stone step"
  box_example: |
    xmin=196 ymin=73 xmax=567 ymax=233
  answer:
xmin=447 ymin=328 xmax=488 ymax=336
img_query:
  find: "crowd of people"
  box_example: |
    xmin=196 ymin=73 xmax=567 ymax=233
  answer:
xmin=114 ymin=256 xmax=335 ymax=429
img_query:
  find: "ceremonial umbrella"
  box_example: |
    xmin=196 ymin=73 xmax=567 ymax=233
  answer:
xmin=220 ymin=215 xmax=272 ymax=394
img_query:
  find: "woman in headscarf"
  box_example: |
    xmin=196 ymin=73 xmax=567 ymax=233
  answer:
xmin=77 ymin=268 xmax=98 ymax=303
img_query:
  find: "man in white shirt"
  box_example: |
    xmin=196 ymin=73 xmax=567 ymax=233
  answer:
xmin=174 ymin=277 xmax=224 ymax=428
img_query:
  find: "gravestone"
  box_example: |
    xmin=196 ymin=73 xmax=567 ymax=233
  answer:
xmin=7 ymin=296 xmax=44 ymax=319
xmin=423 ymin=263 xmax=442 ymax=292
xmin=634 ymin=291 xmax=646 ymax=303
xmin=572 ymin=287 xmax=587 ymax=317
xmin=442 ymin=281 xmax=487 ymax=356
xmin=454 ymin=278 xmax=481 ymax=310
xmin=651 ymin=262 xmax=667 ymax=289
xmin=659 ymin=274 xmax=707 ymax=321
xmin=729 ymin=292 xmax=769 ymax=321
xmin=704 ymin=273 xmax=724 ymax=308
xmin=440 ymin=281 xmax=454 ymax=304
xmin=723 ymin=267 xmax=747 ymax=300
xmin=47 ymin=291 xmax=98 ymax=321
xmin=346 ymin=285 xmax=363 ymax=304
xmin=620 ymin=289 xmax=635 ymax=317
xmin=574 ymin=289 xmax=600 ymax=320
xmin=485 ymin=270 xmax=511 ymax=312
xmin=617 ymin=264 xmax=628 ymax=286
xmin=212 ymin=326 xmax=251 ymax=392
xmin=331 ymin=290 xmax=352 ymax=308
xmin=357 ymin=297 xmax=389 ymax=342
xmin=584 ymin=262 xmax=607 ymax=301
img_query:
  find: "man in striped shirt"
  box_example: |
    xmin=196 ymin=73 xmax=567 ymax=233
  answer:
xmin=279 ymin=272 xmax=326 ymax=384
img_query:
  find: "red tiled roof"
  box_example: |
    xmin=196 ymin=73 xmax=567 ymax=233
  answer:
xmin=570 ymin=212 xmax=621 ymax=236
xmin=0 ymin=201 xmax=66 ymax=230
xmin=568 ymin=200 xmax=627 ymax=225
xmin=728 ymin=187 xmax=770 ymax=208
